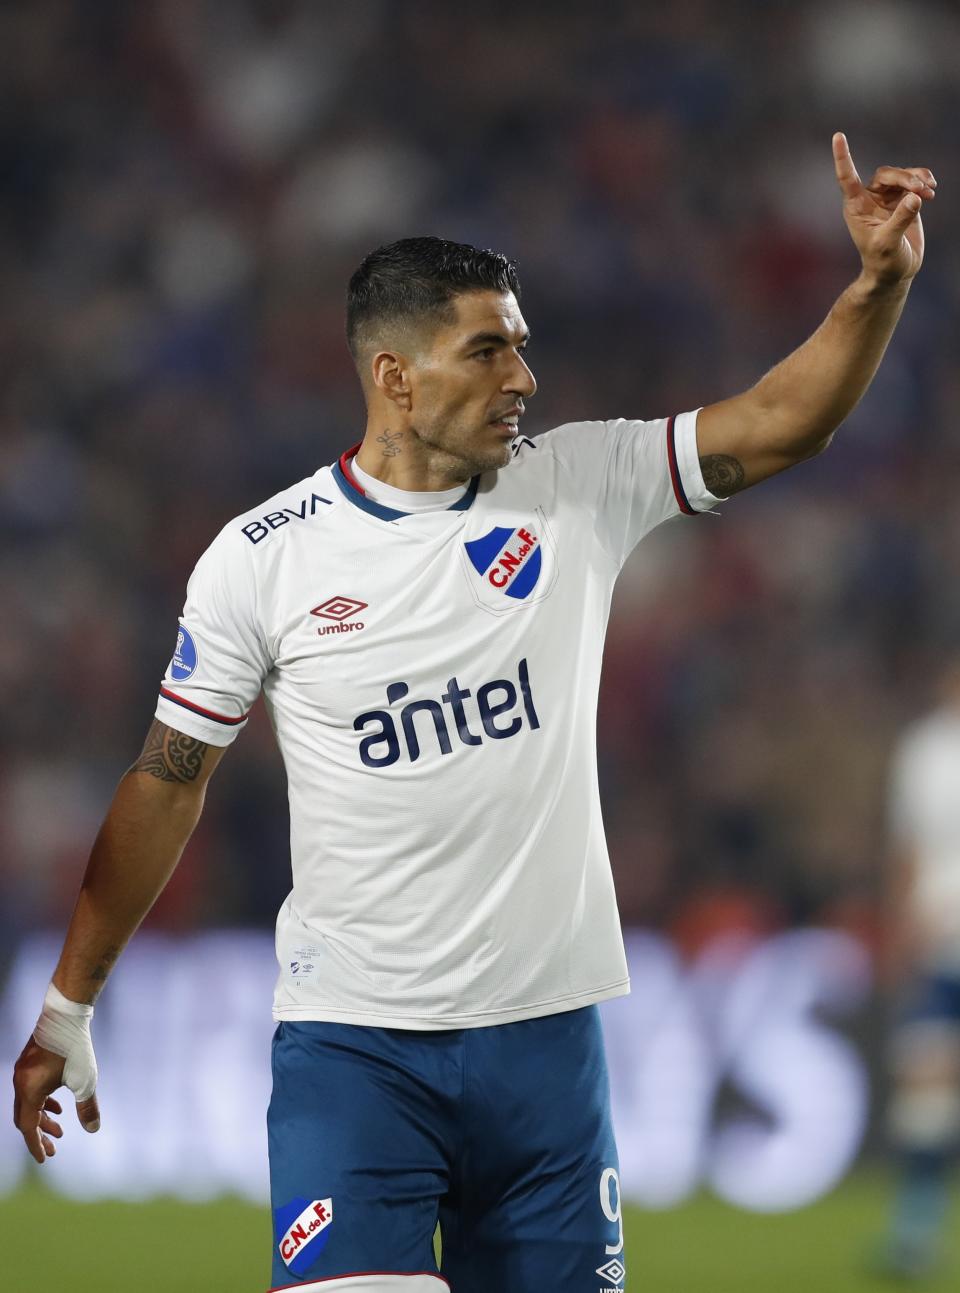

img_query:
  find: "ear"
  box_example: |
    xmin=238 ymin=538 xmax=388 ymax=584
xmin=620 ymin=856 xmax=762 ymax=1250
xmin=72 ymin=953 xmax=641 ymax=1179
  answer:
xmin=370 ymin=350 xmax=412 ymax=411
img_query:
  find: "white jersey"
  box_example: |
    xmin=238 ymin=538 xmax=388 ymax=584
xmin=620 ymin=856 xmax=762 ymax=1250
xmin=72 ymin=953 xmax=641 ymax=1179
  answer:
xmin=155 ymin=411 xmax=720 ymax=1028
xmin=889 ymin=708 xmax=960 ymax=971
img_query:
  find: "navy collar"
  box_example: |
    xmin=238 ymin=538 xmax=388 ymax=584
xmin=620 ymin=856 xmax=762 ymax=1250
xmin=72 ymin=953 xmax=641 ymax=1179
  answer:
xmin=332 ymin=444 xmax=479 ymax=521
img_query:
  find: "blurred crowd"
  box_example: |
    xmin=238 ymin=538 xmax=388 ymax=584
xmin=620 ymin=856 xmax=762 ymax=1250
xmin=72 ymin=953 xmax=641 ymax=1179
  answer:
xmin=2 ymin=0 xmax=960 ymax=960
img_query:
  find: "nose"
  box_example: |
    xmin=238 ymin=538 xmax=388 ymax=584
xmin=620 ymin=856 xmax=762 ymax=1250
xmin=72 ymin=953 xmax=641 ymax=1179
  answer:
xmin=505 ymin=351 xmax=537 ymax=399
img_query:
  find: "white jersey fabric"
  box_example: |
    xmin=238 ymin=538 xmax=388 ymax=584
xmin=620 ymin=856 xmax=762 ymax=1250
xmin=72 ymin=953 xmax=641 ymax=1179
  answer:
xmin=890 ymin=708 xmax=960 ymax=972
xmin=155 ymin=411 xmax=720 ymax=1028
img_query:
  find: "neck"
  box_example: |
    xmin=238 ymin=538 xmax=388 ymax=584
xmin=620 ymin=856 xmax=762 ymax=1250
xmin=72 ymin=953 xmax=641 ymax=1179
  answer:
xmin=355 ymin=425 xmax=471 ymax=492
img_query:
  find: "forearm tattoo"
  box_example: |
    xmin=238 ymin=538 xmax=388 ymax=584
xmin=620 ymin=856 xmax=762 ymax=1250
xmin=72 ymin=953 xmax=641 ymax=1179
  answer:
xmin=132 ymin=719 xmax=209 ymax=784
xmin=699 ymin=454 xmax=746 ymax=497
xmin=84 ymin=943 xmax=121 ymax=1003
xmin=377 ymin=428 xmax=403 ymax=457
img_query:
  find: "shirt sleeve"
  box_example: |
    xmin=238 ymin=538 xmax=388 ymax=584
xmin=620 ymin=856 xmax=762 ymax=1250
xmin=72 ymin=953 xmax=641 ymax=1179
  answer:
xmin=543 ymin=408 xmax=723 ymax=567
xmin=154 ymin=526 xmax=271 ymax=747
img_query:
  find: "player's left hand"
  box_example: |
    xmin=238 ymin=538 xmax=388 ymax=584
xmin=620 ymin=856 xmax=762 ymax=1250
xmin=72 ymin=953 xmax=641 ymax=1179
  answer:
xmin=833 ymin=132 xmax=935 ymax=287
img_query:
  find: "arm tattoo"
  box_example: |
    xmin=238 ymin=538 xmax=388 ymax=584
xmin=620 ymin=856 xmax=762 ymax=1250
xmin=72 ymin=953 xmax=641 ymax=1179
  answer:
xmin=376 ymin=429 xmax=403 ymax=457
xmin=84 ymin=944 xmax=121 ymax=1003
xmin=699 ymin=454 xmax=746 ymax=497
xmin=132 ymin=719 xmax=209 ymax=784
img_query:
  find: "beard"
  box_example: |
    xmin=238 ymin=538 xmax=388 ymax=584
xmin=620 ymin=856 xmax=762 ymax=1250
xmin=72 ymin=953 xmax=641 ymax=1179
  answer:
xmin=410 ymin=420 xmax=513 ymax=482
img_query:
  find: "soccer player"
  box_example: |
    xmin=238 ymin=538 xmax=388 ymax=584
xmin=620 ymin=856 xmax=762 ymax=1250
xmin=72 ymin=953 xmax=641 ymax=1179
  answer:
xmin=13 ymin=135 xmax=935 ymax=1292
xmin=877 ymin=662 xmax=960 ymax=1277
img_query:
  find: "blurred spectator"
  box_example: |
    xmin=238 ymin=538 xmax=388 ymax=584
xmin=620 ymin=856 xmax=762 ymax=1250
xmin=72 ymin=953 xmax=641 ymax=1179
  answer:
xmin=875 ymin=663 xmax=960 ymax=1277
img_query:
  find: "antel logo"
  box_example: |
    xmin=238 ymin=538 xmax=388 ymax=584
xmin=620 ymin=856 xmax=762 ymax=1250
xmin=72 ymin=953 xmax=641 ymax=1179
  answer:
xmin=277 ymin=1197 xmax=334 ymax=1274
xmin=354 ymin=658 xmax=540 ymax=768
xmin=311 ymin=596 xmax=367 ymax=637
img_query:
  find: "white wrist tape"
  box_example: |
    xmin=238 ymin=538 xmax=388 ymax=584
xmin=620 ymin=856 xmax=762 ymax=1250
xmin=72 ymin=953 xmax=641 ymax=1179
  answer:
xmin=33 ymin=983 xmax=98 ymax=1102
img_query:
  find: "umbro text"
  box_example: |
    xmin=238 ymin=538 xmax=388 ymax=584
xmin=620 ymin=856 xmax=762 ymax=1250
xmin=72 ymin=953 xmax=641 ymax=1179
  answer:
xmin=317 ymin=620 xmax=365 ymax=636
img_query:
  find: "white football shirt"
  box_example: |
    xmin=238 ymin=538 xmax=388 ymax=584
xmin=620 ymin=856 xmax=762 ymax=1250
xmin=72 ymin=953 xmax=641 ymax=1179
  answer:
xmin=889 ymin=708 xmax=960 ymax=971
xmin=155 ymin=411 xmax=721 ymax=1027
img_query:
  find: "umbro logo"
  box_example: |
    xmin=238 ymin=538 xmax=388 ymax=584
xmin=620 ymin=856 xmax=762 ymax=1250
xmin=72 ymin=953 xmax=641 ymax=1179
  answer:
xmin=311 ymin=595 xmax=367 ymax=636
xmin=596 ymin=1257 xmax=625 ymax=1289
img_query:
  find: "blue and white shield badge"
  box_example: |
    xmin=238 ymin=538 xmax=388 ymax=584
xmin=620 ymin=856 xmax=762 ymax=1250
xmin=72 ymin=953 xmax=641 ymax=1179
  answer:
xmin=275 ymin=1196 xmax=334 ymax=1276
xmin=461 ymin=508 xmax=558 ymax=616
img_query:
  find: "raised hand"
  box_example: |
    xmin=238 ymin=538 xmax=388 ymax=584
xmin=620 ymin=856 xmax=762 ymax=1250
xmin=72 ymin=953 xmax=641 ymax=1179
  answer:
xmin=833 ymin=132 xmax=935 ymax=286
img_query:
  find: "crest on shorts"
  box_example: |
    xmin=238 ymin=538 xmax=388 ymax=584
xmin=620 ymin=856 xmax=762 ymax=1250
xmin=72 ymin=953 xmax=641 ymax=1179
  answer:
xmin=275 ymin=1196 xmax=334 ymax=1275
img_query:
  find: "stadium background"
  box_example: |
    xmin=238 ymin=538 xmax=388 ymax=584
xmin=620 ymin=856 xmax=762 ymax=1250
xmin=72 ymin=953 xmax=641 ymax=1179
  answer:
xmin=2 ymin=0 xmax=959 ymax=1287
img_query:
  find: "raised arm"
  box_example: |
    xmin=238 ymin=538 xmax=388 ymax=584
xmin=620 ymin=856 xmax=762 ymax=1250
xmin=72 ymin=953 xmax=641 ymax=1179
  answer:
xmin=696 ymin=133 xmax=936 ymax=496
xmin=12 ymin=719 xmax=226 ymax=1163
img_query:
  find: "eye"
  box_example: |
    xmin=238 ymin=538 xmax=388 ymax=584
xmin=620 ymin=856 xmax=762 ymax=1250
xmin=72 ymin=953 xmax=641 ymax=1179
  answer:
xmin=472 ymin=348 xmax=496 ymax=361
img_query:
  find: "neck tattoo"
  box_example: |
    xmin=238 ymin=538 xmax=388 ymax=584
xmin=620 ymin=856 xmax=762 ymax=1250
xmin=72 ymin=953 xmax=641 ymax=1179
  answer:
xmin=377 ymin=429 xmax=404 ymax=458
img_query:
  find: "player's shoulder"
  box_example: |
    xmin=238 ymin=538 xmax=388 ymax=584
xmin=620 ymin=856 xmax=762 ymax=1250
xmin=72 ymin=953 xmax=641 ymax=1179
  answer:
xmin=502 ymin=418 xmax=669 ymax=496
xmin=504 ymin=422 xmax=607 ymax=474
xmin=515 ymin=417 xmax=667 ymax=465
xmin=521 ymin=421 xmax=608 ymax=455
xmin=213 ymin=465 xmax=340 ymax=556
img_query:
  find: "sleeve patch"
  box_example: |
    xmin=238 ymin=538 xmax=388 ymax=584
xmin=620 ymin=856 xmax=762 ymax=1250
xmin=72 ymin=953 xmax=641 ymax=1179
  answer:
xmin=170 ymin=626 xmax=199 ymax=680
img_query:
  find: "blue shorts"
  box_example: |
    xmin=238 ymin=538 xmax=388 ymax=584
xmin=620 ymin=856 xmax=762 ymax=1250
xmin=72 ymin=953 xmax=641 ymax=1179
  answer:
xmin=267 ymin=1005 xmax=625 ymax=1291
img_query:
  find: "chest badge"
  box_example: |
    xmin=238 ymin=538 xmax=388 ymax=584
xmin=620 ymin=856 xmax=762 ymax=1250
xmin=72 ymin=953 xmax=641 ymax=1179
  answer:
xmin=461 ymin=509 xmax=558 ymax=615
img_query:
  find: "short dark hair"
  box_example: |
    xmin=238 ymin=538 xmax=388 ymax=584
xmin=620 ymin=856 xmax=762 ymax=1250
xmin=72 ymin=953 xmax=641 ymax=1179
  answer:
xmin=346 ymin=236 xmax=521 ymax=363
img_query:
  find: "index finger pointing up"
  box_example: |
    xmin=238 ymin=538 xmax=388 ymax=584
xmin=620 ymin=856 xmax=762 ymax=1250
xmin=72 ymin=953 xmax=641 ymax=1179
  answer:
xmin=833 ymin=132 xmax=863 ymax=198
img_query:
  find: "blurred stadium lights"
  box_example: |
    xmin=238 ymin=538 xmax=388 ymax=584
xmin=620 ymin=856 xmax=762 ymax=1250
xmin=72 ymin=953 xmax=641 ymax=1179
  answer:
xmin=1 ymin=928 xmax=871 ymax=1210
xmin=605 ymin=928 xmax=872 ymax=1211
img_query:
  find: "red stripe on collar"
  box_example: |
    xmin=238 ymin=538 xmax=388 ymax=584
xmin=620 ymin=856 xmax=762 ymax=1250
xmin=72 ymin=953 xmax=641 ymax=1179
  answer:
xmin=337 ymin=443 xmax=365 ymax=494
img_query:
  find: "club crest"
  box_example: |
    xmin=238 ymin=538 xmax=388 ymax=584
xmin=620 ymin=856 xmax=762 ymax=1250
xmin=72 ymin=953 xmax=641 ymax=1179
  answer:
xmin=275 ymin=1196 xmax=334 ymax=1275
xmin=461 ymin=510 xmax=558 ymax=615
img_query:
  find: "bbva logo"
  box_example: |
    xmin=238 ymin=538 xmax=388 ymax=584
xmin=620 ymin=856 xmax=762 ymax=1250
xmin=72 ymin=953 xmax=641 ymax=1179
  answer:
xmin=353 ymin=658 xmax=540 ymax=768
